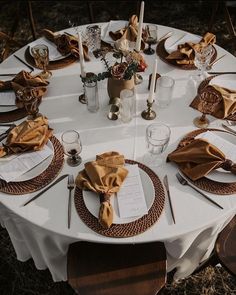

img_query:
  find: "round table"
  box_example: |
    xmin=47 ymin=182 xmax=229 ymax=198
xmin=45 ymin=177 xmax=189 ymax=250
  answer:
xmin=0 ymin=22 xmax=236 ymax=282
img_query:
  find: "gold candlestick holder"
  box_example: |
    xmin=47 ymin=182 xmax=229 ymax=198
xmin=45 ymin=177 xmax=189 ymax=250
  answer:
xmin=141 ymin=100 xmax=156 ymax=120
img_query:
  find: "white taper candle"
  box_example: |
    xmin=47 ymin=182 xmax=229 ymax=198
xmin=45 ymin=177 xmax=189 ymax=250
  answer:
xmin=148 ymin=58 xmax=157 ymax=103
xmin=135 ymin=1 xmax=144 ymax=52
xmin=78 ymin=32 xmax=86 ymax=78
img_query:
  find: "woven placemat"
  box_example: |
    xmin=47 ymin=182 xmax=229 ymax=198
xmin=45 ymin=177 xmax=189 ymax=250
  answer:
xmin=156 ymin=38 xmax=217 ymax=70
xmin=197 ymin=76 xmax=236 ymax=121
xmin=179 ymin=128 xmax=236 ymax=195
xmin=0 ymin=107 xmax=28 ymax=123
xmin=24 ymin=47 xmax=77 ymax=70
xmin=0 ymin=136 xmax=64 ymax=195
xmin=74 ymin=159 xmax=165 ymax=238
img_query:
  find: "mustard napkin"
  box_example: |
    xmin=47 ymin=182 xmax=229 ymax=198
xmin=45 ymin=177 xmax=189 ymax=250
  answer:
xmin=109 ymin=15 xmax=145 ymax=50
xmin=167 ymin=138 xmax=236 ymax=181
xmin=166 ymin=32 xmax=216 ymax=65
xmin=41 ymin=29 xmax=90 ymax=61
xmin=190 ymin=84 xmax=236 ymax=119
xmin=76 ymin=151 xmax=129 ymax=229
xmin=0 ymin=70 xmax=49 ymax=92
xmin=0 ymin=116 xmax=52 ymax=158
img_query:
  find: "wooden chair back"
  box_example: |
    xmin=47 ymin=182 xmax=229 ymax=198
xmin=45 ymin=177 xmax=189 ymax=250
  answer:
xmin=67 ymin=241 xmax=167 ymax=295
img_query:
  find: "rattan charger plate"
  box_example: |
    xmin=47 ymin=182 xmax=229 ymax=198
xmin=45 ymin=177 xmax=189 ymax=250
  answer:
xmin=197 ymin=76 xmax=236 ymax=121
xmin=179 ymin=128 xmax=236 ymax=195
xmin=24 ymin=47 xmax=77 ymax=70
xmin=0 ymin=107 xmax=28 ymax=123
xmin=0 ymin=136 xmax=64 ymax=195
xmin=74 ymin=159 xmax=165 ymax=238
xmin=156 ymin=38 xmax=217 ymax=70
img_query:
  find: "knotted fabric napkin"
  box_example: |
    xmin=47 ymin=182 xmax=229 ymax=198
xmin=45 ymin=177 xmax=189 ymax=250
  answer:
xmin=76 ymin=151 xmax=129 ymax=229
xmin=190 ymin=84 xmax=236 ymax=119
xmin=0 ymin=70 xmax=49 ymax=92
xmin=167 ymin=138 xmax=236 ymax=181
xmin=109 ymin=15 xmax=145 ymax=50
xmin=0 ymin=116 xmax=52 ymax=158
xmin=166 ymin=32 xmax=216 ymax=65
xmin=41 ymin=29 xmax=90 ymax=61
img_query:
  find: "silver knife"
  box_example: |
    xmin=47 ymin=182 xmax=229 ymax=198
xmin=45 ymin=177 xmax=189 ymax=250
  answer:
xmin=168 ymin=33 xmax=186 ymax=48
xmin=222 ymin=123 xmax=236 ymax=136
xmin=13 ymin=54 xmax=34 ymax=73
xmin=163 ymin=175 xmax=176 ymax=224
xmin=22 ymin=174 xmax=68 ymax=206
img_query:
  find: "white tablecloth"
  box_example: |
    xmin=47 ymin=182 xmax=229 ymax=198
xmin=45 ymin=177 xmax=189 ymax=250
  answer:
xmin=0 ymin=22 xmax=236 ymax=282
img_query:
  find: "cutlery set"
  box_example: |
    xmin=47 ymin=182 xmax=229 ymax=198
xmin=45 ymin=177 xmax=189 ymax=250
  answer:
xmin=176 ymin=173 xmax=223 ymax=210
xmin=22 ymin=174 xmax=75 ymax=229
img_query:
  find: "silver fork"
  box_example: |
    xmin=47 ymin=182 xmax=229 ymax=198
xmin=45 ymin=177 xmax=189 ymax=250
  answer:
xmin=67 ymin=175 xmax=75 ymax=229
xmin=176 ymin=173 xmax=223 ymax=209
xmin=226 ymin=120 xmax=236 ymax=126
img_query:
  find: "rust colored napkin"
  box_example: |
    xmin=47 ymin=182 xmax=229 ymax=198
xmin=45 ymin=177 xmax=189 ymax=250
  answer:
xmin=166 ymin=32 xmax=216 ymax=65
xmin=0 ymin=116 xmax=52 ymax=158
xmin=190 ymin=85 xmax=236 ymax=119
xmin=0 ymin=70 xmax=49 ymax=92
xmin=76 ymin=151 xmax=129 ymax=229
xmin=167 ymin=138 xmax=236 ymax=181
xmin=41 ymin=29 xmax=90 ymax=61
xmin=109 ymin=15 xmax=145 ymax=50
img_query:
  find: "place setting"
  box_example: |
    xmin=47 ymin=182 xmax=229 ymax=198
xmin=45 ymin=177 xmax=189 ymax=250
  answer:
xmin=68 ymin=151 xmax=166 ymax=238
xmin=156 ymin=31 xmax=217 ymax=70
xmin=0 ymin=100 xmax=64 ymax=194
xmin=167 ymin=127 xmax=236 ymax=197
xmin=0 ymin=69 xmax=50 ymax=123
xmin=24 ymin=28 xmax=90 ymax=71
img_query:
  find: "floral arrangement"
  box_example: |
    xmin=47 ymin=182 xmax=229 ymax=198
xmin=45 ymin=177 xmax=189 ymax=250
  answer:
xmin=81 ymin=48 xmax=147 ymax=84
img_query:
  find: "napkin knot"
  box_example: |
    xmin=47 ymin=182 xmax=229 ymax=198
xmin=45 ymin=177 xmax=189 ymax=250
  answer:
xmin=99 ymin=193 xmax=110 ymax=203
xmin=220 ymin=159 xmax=236 ymax=174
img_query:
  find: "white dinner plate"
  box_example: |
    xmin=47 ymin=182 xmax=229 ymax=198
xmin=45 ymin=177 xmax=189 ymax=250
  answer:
xmin=209 ymin=74 xmax=236 ymax=90
xmin=83 ymin=164 xmax=155 ymax=224
xmin=164 ymin=33 xmax=201 ymax=54
xmin=102 ymin=20 xmax=128 ymax=44
xmin=196 ymin=130 xmax=236 ymax=183
xmin=0 ymin=140 xmax=54 ymax=182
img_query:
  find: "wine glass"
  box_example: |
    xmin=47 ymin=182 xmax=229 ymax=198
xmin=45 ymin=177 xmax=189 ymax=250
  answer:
xmin=143 ymin=25 xmax=158 ymax=55
xmin=16 ymin=87 xmax=42 ymax=119
xmin=31 ymin=44 xmax=52 ymax=79
xmin=193 ymin=86 xmax=222 ymax=128
xmin=143 ymin=123 xmax=171 ymax=167
xmin=191 ymin=44 xmax=214 ymax=84
xmin=61 ymin=130 xmax=82 ymax=167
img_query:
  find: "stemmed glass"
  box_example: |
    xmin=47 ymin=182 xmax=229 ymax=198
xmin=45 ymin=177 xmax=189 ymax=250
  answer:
xmin=16 ymin=87 xmax=42 ymax=119
xmin=143 ymin=123 xmax=171 ymax=167
xmin=31 ymin=44 xmax=52 ymax=79
xmin=61 ymin=130 xmax=82 ymax=167
xmin=143 ymin=25 xmax=158 ymax=55
xmin=191 ymin=44 xmax=214 ymax=83
xmin=193 ymin=86 xmax=222 ymax=128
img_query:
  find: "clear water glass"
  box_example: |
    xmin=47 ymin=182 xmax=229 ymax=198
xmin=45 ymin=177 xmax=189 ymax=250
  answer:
xmin=119 ymin=89 xmax=135 ymax=123
xmin=86 ymin=25 xmax=101 ymax=52
xmin=84 ymin=80 xmax=99 ymax=113
xmin=156 ymin=76 xmax=175 ymax=108
xmin=144 ymin=123 xmax=171 ymax=167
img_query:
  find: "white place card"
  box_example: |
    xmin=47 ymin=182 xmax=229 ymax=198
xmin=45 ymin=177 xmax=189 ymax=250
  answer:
xmin=197 ymin=131 xmax=236 ymax=161
xmin=0 ymin=92 xmax=16 ymax=106
xmin=117 ymin=164 xmax=148 ymax=218
xmin=0 ymin=144 xmax=53 ymax=182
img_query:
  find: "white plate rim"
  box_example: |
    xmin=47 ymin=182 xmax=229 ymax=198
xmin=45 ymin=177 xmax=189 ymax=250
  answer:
xmin=196 ymin=130 xmax=236 ymax=183
xmin=82 ymin=164 xmax=155 ymax=224
xmin=209 ymin=74 xmax=236 ymax=90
